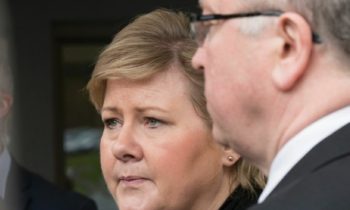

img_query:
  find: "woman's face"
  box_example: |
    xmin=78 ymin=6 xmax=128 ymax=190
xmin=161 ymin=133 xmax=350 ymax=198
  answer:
xmin=100 ymin=66 xmax=231 ymax=210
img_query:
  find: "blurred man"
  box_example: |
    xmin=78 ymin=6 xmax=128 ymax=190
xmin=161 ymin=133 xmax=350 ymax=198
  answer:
xmin=191 ymin=0 xmax=350 ymax=209
xmin=0 ymin=0 xmax=97 ymax=209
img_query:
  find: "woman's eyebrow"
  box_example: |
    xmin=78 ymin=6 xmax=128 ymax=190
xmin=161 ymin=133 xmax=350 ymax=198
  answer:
xmin=101 ymin=106 xmax=121 ymax=114
xmin=135 ymin=106 xmax=169 ymax=114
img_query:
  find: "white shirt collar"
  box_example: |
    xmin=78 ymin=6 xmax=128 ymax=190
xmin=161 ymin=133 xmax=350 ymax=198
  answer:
xmin=0 ymin=147 xmax=11 ymax=199
xmin=258 ymin=105 xmax=350 ymax=203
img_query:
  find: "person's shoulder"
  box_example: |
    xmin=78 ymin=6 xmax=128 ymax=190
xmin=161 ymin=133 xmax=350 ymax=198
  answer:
xmin=22 ymin=167 xmax=98 ymax=210
xmin=249 ymin=155 xmax=350 ymax=210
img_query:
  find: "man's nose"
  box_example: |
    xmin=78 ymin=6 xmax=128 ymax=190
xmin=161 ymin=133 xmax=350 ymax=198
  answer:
xmin=192 ymin=47 xmax=206 ymax=72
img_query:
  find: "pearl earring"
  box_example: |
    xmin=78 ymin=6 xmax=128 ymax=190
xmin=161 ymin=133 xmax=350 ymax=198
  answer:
xmin=228 ymin=156 xmax=234 ymax=161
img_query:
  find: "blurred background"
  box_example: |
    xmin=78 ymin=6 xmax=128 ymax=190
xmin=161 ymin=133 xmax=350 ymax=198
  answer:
xmin=6 ymin=1 xmax=198 ymax=209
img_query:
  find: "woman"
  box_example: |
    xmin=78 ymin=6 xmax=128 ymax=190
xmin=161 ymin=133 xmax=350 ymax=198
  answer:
xmin=87 ymin=9 xmax=265 ymax=210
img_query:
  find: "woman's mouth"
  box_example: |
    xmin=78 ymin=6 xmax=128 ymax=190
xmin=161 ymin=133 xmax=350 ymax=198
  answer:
xmin=118 ymin=176 xmax=149 ymax=187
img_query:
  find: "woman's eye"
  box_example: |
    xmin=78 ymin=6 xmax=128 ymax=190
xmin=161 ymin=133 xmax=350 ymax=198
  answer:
xmin=144 ymin=117 xmax=163 ymax=129
xmin=103 ymin=118 xmax=122 ymax=129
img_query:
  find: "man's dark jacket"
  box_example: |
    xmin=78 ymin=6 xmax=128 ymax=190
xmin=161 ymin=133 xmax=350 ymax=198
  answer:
xmin=250 ymin=124 xmax=350 ymax=210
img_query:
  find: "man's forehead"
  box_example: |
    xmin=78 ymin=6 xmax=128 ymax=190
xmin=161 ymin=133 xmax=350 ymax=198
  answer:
xmin=198 ymin=0 xmax=205 ymax=8
xmin=198 ymin=0 xmax=214 ymax=9
xmin=198 ymin=0 xmax=242 ymax=12
xmin=198 ymin=0 xmax=216 ymax=12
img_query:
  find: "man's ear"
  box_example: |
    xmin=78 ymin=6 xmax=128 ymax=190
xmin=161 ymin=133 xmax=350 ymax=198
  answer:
xmin=222 ymin=147 xmax=240 ymax=167
xmin=0 ymin=93 xmax=13 ymax=118
xmin=272 ymin=12 xmax=313 ymax=91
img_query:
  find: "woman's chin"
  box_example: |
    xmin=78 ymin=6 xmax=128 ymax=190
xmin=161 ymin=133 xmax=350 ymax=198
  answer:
xmin=116 ymin=190 xmax=160 ymax=210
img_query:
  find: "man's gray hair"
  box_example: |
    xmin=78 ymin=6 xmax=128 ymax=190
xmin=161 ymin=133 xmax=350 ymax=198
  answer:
xmin=241 ymin=0 xmax=350 ymax=56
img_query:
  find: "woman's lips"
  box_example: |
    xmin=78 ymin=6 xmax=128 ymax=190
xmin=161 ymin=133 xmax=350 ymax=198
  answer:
xmin=118 ymin=176 xmax=149 ymax=187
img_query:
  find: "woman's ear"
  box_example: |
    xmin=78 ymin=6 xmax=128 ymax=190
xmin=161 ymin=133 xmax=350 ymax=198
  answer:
xmin=272 ymin=12 xmax=313 ymax=91
xmin=222 ymin=147 xmax=240 ymax=167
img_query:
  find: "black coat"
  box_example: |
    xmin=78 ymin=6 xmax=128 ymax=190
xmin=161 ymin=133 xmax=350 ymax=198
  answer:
xmin=219 ymin=185 xmax=261 ymax=210
xmin=4 ymin=161 xmax=97 ymax=210
xmin=249 ymin=123 xmax=350 ymax=210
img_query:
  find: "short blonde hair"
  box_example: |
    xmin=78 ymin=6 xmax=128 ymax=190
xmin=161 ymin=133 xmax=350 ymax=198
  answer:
xmin=87 ymin=8 xmax=265 ymax=193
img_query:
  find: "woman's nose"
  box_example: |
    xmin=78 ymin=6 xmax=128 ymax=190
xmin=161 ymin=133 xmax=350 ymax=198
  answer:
xmin=111 ymin=125 xmax=143 ymax=163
